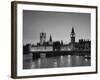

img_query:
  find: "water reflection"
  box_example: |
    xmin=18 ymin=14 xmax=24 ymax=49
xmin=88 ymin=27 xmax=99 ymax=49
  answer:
xmin=23 ymin=53 xmax=91 ymax=69
xmin=67 ymin=55 xmax=72 ymax=67
xmin=60 ymin=56 xmax=64 ymax=65
xmin=53 ymin=59 xmax=58 ymax=67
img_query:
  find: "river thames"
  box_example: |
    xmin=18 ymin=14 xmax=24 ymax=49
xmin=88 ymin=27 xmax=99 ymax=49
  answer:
xmin=23 ymin=53 xmax=91 ymax=69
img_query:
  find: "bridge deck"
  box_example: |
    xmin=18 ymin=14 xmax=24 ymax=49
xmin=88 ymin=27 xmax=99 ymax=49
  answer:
xmin=31 ymin=50 xmax=90 ymax=59
xmin=30 ymin=50 xmax=90 ymax=55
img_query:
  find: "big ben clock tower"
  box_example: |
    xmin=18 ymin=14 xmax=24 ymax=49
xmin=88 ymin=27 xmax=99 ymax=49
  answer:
xmin=70 ymin=27 xmax=75 ymax=43
xmin=70 ymin=27 xmax=75 ymax=50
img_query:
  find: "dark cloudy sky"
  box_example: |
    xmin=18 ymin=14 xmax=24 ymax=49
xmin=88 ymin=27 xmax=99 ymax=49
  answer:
xmin=23 ymin=10 xmax=90 ymax=45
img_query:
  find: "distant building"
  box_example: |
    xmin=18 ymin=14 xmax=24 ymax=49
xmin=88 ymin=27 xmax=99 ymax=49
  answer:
xmin=70 ymin=27 xmax=76 ymax=50
xmin=68 ymin=28 xmax=91 ymax=51
xmin=40 ymin=32 xmax=46 ymax=45
xmin=24 ymin=27 xmax=91 ymax=53
xmin=23 ymin=44 xmax=31 ymax=54
xmin=48 ymin=34 xmax=53 ymax=45
xmin=78 ymin=39 xmax=91 ymax=51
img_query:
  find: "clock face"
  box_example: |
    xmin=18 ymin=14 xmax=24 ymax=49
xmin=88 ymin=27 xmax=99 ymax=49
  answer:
xmin=70 ymin=33 xmax=75 ymax=37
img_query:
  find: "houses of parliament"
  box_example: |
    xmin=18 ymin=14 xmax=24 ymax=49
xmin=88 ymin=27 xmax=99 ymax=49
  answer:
xmin=24 ymin=27 xmax=91 ymax=52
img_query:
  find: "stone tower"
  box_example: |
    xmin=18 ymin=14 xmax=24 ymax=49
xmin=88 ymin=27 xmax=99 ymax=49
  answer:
xmin=49 ymin=34 xmax=52 ymax=42
xmin=70 ymin=27 xmax=75 ymax=50
xmin=70 ymin=27 xmax=75 ymax=43
xmin=49 ymin=34 xmax=52 ymax=45
xmin=40 ymin=32 xmax=46 ymax=45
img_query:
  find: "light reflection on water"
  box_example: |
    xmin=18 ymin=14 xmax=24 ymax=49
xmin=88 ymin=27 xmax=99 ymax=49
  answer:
xmin=23 ymin=53 xmax=91 ymax=69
